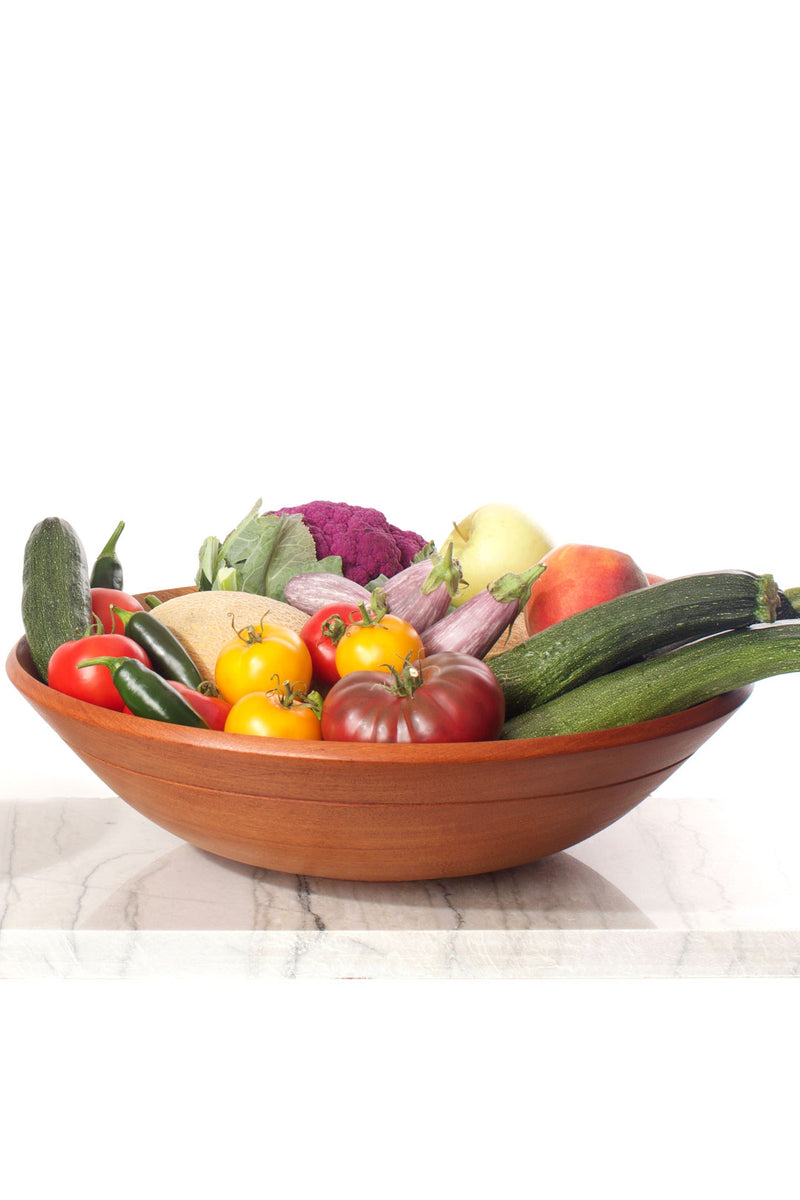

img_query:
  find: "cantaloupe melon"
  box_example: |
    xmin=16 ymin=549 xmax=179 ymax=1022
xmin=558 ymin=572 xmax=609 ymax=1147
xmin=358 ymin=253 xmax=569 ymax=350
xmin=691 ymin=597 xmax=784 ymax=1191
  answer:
xmin=149 ymin=591 xmax=309 ymax=683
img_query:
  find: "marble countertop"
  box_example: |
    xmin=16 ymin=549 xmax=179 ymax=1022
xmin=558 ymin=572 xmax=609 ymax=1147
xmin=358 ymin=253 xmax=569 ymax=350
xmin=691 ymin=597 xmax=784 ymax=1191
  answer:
xmin=3 ymin=677 xmax=800 ymax=980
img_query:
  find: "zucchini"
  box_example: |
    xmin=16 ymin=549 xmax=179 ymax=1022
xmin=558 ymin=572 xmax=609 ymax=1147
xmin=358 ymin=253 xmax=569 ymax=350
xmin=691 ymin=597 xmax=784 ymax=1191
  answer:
xmin=501 ymin=621 xmax=800 ymax=738
xmin=22 ymin=517 xmax=93 ymax=682
xmin=779 ymin=586 xmax=800 ymax=619
xmin=488 ymin=570 xmax=780 ymax=718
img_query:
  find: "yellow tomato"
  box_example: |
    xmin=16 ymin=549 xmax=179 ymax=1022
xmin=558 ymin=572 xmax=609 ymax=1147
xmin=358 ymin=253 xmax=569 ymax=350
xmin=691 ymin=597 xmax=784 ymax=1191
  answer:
xmin=215 ymin=622 xmax=313 ymax=704
xmin=334 ymin=613 xmax=424 ymax=677
xmin=224 ymin=689 xmax=322 ymax=740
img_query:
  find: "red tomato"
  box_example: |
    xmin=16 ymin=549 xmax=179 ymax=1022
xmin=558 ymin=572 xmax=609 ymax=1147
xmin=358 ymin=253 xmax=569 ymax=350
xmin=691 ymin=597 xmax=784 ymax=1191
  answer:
xmin=320 ymin=651 xmax=505 ymax=743
xmin=300 ymin=603 xmax=363 ymax=687
xmin=90 ymin=587 xmax=145 ymax=635
xmin=122 ymin=681 xmax=231 ymax=729
xmin=48 ymin=633 xmax=152 ymax=710
xmin=524 ymin=544 xmax=649 ymax=634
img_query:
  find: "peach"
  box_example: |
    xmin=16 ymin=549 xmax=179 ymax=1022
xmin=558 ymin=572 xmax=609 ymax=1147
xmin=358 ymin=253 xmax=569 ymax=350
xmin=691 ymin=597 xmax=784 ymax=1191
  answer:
xmin=524 ymin=543 xmax=650 ymax=635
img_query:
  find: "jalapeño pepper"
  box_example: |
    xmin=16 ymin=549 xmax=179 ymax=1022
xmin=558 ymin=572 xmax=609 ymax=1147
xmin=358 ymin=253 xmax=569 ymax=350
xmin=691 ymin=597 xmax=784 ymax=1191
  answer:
xmin=110 ymin=605 xmax=203 ymax=689
xmin=90 ymin=521 xmax=126 ymax=589
xmin=78 ymin=656 xmax=209 ymax=728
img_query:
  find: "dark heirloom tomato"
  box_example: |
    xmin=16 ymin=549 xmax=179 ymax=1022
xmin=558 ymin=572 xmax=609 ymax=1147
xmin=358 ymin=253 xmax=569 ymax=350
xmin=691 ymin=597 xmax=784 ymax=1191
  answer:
xmin=320 ymin=651 xmax=505 ymax=744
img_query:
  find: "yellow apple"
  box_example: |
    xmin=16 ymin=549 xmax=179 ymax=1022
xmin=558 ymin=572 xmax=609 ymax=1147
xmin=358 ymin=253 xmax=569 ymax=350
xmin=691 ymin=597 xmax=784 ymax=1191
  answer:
xmin=441 ymin=504 xmax=552 ymax=606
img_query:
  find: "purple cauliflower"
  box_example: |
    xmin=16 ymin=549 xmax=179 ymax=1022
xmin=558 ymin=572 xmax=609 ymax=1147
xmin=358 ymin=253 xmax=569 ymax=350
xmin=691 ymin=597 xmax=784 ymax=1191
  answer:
xmin=271 ymin=500 xmax=429 ymax=586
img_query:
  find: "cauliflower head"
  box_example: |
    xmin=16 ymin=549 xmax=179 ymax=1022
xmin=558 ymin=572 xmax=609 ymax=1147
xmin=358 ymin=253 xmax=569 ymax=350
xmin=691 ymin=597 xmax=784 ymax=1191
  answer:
xmin=271 ymin=500 xmax=428 ymax=586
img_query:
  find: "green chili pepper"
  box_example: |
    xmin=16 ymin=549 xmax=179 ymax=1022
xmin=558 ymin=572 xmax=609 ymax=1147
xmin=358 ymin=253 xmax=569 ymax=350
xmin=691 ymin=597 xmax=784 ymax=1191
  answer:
xmin=110 ymin=605 xmax=203 ymax=689
xmin=90 ymin=521 xmax=126 ymax=589
xmin=78 ymin=655 xmax=209 ymax=727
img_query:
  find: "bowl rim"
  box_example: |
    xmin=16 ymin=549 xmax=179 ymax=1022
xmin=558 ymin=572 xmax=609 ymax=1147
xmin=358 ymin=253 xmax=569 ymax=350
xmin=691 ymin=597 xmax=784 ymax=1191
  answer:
xmin=7 ymin=629 xmax=753 ymax=766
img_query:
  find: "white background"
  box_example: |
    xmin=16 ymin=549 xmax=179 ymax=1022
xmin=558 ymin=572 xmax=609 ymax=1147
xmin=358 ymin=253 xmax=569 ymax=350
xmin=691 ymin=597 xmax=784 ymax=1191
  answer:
xmin=1 ymin=3 xmax=798 ymax=1195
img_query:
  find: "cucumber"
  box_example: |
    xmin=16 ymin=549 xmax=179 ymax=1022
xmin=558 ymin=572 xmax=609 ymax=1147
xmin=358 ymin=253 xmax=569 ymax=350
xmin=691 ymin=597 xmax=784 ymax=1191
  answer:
xmin=501 ymin=622 xmax=800 ymax=738
xmin=22 ymin=517 xmax=93 ymax=682
xmin=488 ymin=570 xmax=781 ymax=718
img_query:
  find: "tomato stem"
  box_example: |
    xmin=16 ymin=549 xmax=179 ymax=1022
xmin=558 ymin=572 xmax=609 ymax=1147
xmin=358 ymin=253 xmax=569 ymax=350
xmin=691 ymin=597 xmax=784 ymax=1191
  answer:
xmin=324 ymin=598 xmax=388 ymax=646
xmin=267 ymin=676 xmax=323 ymax=717
xmin=385 ymin=653 xmax=425 ymax=697
xmin=359 ymin=596 xmax=389 ymax=624
xmin=321 ymin=614 xmax=348 ymax=646
xmin=230 ymin=612 xmax=274 ymax=644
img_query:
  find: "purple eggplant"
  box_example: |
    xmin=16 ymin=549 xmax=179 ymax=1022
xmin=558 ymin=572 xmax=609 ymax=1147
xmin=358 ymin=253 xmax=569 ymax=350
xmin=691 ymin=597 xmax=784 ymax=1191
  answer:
xmin=284 ymin=572 xmax=371 ymax=615
xmin=375 ymin=544 xmax=463 ymax=632
xmin=422 ymin=563 xmax=545 ymax=658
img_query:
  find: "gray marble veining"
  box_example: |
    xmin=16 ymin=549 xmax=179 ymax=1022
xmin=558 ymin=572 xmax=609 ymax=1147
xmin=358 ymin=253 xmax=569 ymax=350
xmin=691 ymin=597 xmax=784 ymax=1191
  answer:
xmin=2 ymin=787 xmax=799 ymax=979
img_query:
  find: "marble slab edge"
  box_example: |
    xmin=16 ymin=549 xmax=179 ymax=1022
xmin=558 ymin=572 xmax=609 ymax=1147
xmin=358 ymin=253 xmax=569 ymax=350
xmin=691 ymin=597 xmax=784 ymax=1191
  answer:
xmin=2 ymin=928 xmax=799 ymax=980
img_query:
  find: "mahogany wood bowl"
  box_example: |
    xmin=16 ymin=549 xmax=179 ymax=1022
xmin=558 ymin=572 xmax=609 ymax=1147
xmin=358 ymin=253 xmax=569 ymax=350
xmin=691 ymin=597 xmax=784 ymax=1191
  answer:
xmin=6 ymin=588 xmax=752 ymax=882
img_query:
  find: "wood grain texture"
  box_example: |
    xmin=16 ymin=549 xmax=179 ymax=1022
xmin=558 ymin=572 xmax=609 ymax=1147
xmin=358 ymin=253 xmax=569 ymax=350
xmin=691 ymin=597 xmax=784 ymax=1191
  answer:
xmin=6 ymin=587 xmax=752 ymax=881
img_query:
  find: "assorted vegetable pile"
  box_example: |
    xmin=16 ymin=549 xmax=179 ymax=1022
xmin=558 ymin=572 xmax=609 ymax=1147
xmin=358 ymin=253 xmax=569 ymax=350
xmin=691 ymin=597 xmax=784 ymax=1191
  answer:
xmin=18 ymin=502 xmax=800 ymax=746
xmin=195 ymin=499 xmax=428 ymax=596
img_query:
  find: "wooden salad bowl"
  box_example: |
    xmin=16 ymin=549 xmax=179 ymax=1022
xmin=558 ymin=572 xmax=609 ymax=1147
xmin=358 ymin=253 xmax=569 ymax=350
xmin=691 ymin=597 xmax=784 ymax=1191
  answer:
xmin=6 ymin=588 xmax=752 ymax=882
